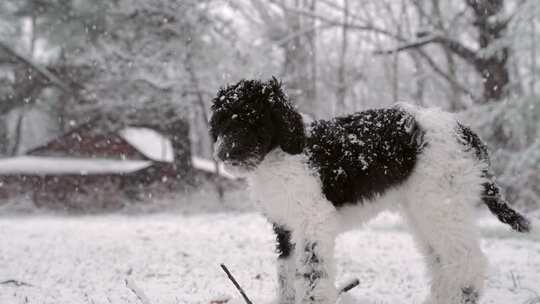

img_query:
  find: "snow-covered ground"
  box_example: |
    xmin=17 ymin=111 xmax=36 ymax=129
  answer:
xmin=0 ymin=198 xmax=539 ymax=304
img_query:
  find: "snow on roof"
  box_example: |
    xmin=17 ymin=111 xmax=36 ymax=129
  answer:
xmin=119 ymin=127 xmax=174 ymax=163
xmin=0 ymin=156 xmax=152 ymax=175
xmin=191 ymin=156 xmax=236 ymax=180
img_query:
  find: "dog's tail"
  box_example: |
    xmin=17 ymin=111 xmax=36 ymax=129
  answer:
xmin=457 ymin=123 xmax=531 ymax=233
xmin=482 ymin=181 xmax=531 ymax=233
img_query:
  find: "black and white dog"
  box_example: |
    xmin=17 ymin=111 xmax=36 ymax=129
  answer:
xmin=209 ymin=78 xmax=531 ymax=304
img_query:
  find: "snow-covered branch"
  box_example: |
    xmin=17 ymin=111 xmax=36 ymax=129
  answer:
xmin=0 ymin=41 xmax=79 ymax=95
xmin=374 ymin=35 xmax=478 ymax=66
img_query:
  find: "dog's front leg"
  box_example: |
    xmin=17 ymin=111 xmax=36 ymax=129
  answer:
xmin=295 ymin=221 xmax=337 ymax=304
xmin=274 ymin=224 xmax=296 ymax=304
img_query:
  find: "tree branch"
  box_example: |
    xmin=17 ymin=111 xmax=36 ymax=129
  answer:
xmin=273 ymin=0 xmax=477 ymax=66
xmin=373 ymin=35 xmax=480 ymax=103
xmin=268 ymin=0 xmax=401 ymax=39
xmin=268 ymin=0 xmax=481 ymax=103
xmin=250 ymin=0 xmax=280 ymax=26
xmin=375 ymin=36 xmax=438 ymax=55
xmin=273 ymin=23 xmax=331 ymax=47
xmin=414 ymin=48 xmax=481 ymax=103
xmin=0 ymin=41 xmax=76 ymax=94
xmin=375 ymin=35 xmax=478 ymax=66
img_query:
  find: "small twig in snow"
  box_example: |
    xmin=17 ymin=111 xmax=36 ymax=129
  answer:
xmin=220 ymin=264 xmax=254 ymax=304
xmin=510 ymin=270 xmax=520 ymax=290
xmin=210 ymin=294 xmax=232 ymax=304
xmin=125 ymin=278 xmax=152 ymax=304
xmin=0 ymin=279 xmax=34 ymax=287
xmin=84 ymin=292 xmax=96 ymax=304
xmin=338 ymin=278 xmax=360 ymax=294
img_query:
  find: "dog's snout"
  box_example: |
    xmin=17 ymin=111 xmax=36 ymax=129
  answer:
xmin=216 ymin=148 xmax=228 ymax=161
xmin=218 ymin=146 xmax=247 ymax=161
xmin=214 ymin=136 xmax=248 ymax=161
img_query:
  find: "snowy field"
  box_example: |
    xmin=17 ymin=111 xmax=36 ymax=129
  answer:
xmin=1 ymin=194 xmax=540 ymax=304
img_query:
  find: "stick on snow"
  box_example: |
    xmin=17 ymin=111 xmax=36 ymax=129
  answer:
xmin=220 ymin=264 xmax=254 ymax=304
xmin=339 ymin=278 xmax=360 ymax=294
xmin=125 ymin=278 xmax=152 ymax=304
xmin=0 ymin=279 xmax=34 ymax=287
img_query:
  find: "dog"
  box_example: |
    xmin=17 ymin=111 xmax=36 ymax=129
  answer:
xmin=209 ymin=77 xmax=531 ymax=304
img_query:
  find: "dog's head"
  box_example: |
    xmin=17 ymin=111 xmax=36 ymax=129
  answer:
xmin=209 ymin=77 xmax=305 ymax=173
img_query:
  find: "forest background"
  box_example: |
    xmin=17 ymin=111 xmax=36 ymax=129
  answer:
xmin=0 ymin=0 xmax=539 ymax=210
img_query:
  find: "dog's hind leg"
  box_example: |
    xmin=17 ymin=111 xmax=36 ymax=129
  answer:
xmin=274 ymin=224 xmax=296 ymax=304
xmin=294 ymin=218 xmax=338 ymax=304
xmin=403 ymin=195 xmax=487 ymax=304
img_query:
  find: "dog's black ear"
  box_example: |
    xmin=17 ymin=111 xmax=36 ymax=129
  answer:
xmin=267 ymin=77 xmax=305 ymax=154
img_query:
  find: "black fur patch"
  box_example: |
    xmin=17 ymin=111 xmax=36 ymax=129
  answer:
xmin=457 ymin=123 xmax=490 ymax=167
xmin=456 ymin=123 xmax=530 ymax=233
xmin=482 ymin=181 xmax=531 ymax=232
xmin=306 ymin=108 xmax=425 ymax=207
xmin=273 ymin=224 xmax=294 ymax=259
xmin=301 ymin=242 xmax=326 ymax=291
xmin=461 ymin=286 xmax=480 ymax=304
xmin=210 ymin=78 xmax=426 ymax=208
xmin=209 ymin=78 xmax=305 ymax=166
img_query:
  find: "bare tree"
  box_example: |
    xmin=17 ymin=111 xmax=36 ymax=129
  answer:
xmin=249 ymin=0 xmax=318 ymax=114
xmin=335 ymin=0 xmax=349 ymax=113
xmin=430 ymin=0 xmax=463 ymax=110
xmin=380 ymin=0 xmax=513 ymax=103
xmin=278 ymin=0 xmax=318 ymax=113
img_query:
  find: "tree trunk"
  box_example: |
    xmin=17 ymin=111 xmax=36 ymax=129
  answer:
xmin=336 ymin=0 xmax=349 ymax=114
xmin=431 ymin=0 xmax=463 ymax=110
xmin=11 ymin=108 xmax=25 ymax=156
xmin=530 ymin=16 xmax=536 ymax=95
xmin=184 ymin=43 xmax=224 ymax=200
xmin=466 ymin=0 xmax=509 ymax=102
xmin=306 ymin=0 xmax=317 ymax=105
xmin=409 ymin=52 xmax=425 ymax=106
xmin=282 ymin=0 xmax=317 ymax=114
